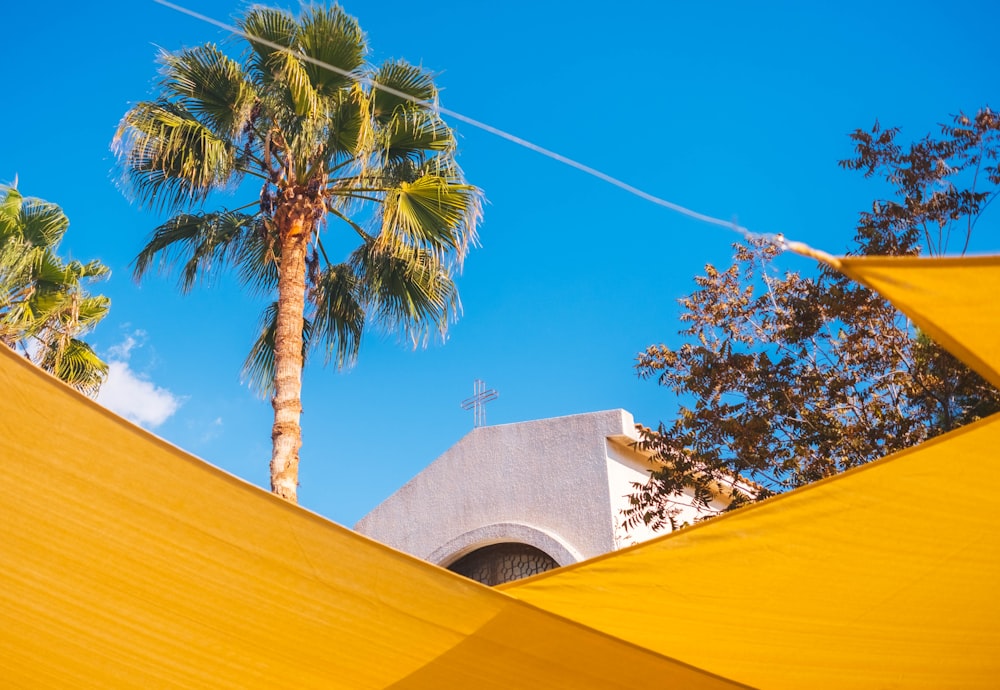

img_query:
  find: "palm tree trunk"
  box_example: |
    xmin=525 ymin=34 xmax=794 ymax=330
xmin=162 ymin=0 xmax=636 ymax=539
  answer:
xmin=270 ymin=214 xmax=310 ymax=503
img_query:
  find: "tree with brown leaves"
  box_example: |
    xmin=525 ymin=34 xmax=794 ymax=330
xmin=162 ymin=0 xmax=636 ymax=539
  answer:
xmin=628 ymin=108 xmax=1000 ymax=531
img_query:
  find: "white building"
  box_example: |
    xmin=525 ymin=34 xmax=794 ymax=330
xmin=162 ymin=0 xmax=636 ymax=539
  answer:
xmin=355 ymin=409 xmax=730 ymax=585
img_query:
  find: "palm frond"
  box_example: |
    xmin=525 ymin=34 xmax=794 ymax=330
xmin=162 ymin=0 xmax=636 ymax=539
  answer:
xmin=40 ymin=337 xmax=108 ymax=397
xmin=242 ymin=301 xmax=312 ymax=398
xmin=32 ymin=248 xmax=73 ymax=286
xmin=236 ymin=218 xmax=280 ymax=296
xmin=27 ymin=261 xmax=109 ymax=339
xmin=0 ymin=241 xmax=43 ymax=311
xmin=14 ymin=196 xmax=69 ymax=248
xmin=298 ymin=5 xmax=365 ymax=97
xmin=114 ymin=100 xmax=238 ymax=212
xmin=160 ymin=44 xmax=258 ymax=139
xmin=0 ymin=185 xmax=22 ymax=230
xmin=0 ymin=187 xmax=109 ymax=394
xmin=371 ymin=61 xmax=437 ymax=123
xmin=72 ymin=294 xmax=112 ymax=332
xmin=379 ymin=109 xmax=454 ymax=164
xmin=0 ymin=297 xmax=37 ymax=339
xmin=266 ymin=48 xmax=318 ymax=117
xmin=33 ymin=258 xmax=109 ymax=290
xmin=381 ymin=174 xmax=482 ymax=261
xmin=240 ymin=7 xmax=297 ymax=83
xmin=324 ymin=85 xmax=369 ymax=161
xmin=309 ymin=262 xmax=364 ymax=368
xmin=75 ymin=259 xmax=111 ymax=281
xmin=350 ymin=240 xmax=458 ymax=345
xmin=132 ymin=211 xmax=260 ymax=291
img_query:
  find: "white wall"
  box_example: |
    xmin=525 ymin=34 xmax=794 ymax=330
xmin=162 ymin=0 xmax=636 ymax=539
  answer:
xmin=355 ymin=410 xmax=638 ymax=565
xmin=605 ymin=437 xmax=665 ymax=548
xmin=356 ymin=408 xmax=736 ymax=571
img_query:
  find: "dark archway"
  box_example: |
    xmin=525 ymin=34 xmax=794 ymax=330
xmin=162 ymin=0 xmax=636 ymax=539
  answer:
xmin=446 ymin=543 xmax=559 ymax=586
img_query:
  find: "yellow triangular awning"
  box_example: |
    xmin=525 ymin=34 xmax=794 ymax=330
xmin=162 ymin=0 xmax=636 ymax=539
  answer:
xmin=837 ymin=255 xmax=1000 ymax=388
xmin=1 ymin=252 xmax=998 ymax=688
xmin=0 ymin=343 xmax=744 ymax=689
xmin=503 ymin=254 xmax=1000 ymax=689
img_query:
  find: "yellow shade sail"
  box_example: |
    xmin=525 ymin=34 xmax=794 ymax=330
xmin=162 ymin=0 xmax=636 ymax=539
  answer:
xmin=2 ymin=251 xmax=999 ymax=688
xmin=837 ymin=254 xmax=1000 ymax=389
xmin=0 ymin=344 xmax=745 ymax=689
xmin=504 ymin=253 xmax=1000 ymax=689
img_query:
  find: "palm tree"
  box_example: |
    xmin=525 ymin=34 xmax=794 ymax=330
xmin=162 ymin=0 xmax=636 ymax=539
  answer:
xmin=0 ymin=185 xmax=110 ymax=395
xmin=114 ymin=5 xmax=482 ymax=503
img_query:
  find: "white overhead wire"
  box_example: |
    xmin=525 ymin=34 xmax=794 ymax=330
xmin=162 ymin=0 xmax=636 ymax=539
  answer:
xmin=153 ymin=0 xmax=825 ymax=261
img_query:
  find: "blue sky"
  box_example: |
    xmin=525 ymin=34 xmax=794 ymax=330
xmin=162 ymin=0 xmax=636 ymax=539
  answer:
xmin=3 ymin=0 xmax=997 ymax=525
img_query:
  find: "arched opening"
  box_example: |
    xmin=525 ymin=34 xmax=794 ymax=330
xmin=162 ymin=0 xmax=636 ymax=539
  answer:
xmin=446 ymin=542 xmax=559 ymax=586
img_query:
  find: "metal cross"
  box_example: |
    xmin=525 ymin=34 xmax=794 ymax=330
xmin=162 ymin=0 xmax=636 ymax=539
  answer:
xmin=461 ymin=379 xmax=498 ymax=428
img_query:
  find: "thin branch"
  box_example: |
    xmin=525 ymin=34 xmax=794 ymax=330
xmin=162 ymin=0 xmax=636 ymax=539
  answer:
xmin=327 ymin=158 xmax=360 ymax=175
xmin=327 ymin=206 xmax=372 ymax=240
xmin=228 ymin=199 xmax=263 ymax=214
xmin=235 ymin=165 xmax=269 ymax=180
xmin=334 ymin=192 xmax=381 ymax=203
xmin=315 ymin=236 xmax=332 ymax=267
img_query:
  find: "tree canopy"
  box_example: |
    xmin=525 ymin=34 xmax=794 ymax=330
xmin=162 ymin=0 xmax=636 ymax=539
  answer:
xmin=114 ymin=4 xmax=482 ymax=502
xmin=0 ymin=185 xmax=109 ymax=395
xmin=627 ymin=107 xmax=1000 ymax=531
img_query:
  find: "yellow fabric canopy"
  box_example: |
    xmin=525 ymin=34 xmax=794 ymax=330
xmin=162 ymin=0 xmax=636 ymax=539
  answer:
xmin=504 ymin=254 xmax=1000 ymax=689
xmin=1 ymin=252 xmax=998 ymax=688
xmin=0 ymin=344 xmax=743 ymax=689
xmin=837 ymin=255 xmax=1000 ymax=389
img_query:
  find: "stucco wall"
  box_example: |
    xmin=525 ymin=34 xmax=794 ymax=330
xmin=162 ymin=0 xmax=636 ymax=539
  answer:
xmin=605 ymin=438 xmax=664 ymax=548
xmin=355 ymin=410 xmax=638 ymax=565
xmin=606 ymin=437 xmax=734 ymax=546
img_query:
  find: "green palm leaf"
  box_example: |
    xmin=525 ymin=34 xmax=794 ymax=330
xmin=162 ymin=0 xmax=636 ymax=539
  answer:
xmin=266 ymin=47 xmax=319 ymax=117
xmin=0 ymin=186 xmax=109 ymax=395
xmin=33 ymin=249 xmax=77 ymax=286
xmin=240 ymin=7 xmax=297 ymax=83
xmin=309 ymin=262 xmax=364 ymax=368
xmin=236 ymin=219 xmax=280 ymax=296
xmin=133 ymin=211 xmax=259 ymax=291
xmin=14 ymin=197 xmax=69 ymax=248
xmin=75 ymin=259 xmax=111 ymax=281
xmin=242 ymin=301 xmax=313 ymax=397
xmin=114 ymin=101 xmax=237 ymax=212
xmin=298 ymin=6 xmax=364 ymax=96
xmin=30 ymin=259 xmax=110 ymax=338
xmin=41 ymin=338 xmax=108 ymax=396
xmin=161 ymin=44 xmax=258 ymax=138
xmin=351 ymin=240 xmax=458 ymax=343
xmin=74 ymin=294 xmax=111 ymax=331
xmin=371 ymin=61 xmax=437 ymax=122
xmin=0 ymin=185 xmax=22 ymax=224
xmin=380 ymin=109 xmax=454 ymax=164
xmin=382 ymin=174 xmax=481 ymax=257
xmin=0 ymin=188 xmax=69 ymax=255
xmin=325 ymin=87 xmax=367 ymax=159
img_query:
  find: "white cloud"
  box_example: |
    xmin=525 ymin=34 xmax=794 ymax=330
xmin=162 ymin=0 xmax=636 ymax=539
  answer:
xmin=97 ymin=332 xmax=181 ymax=429
xmin=107 ymin=330 xmax=146 ymax=360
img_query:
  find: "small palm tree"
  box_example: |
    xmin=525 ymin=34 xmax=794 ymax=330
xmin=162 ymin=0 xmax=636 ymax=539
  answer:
xmin=0 ymin=185 xmax=110 ymax=395
xmin=114 ymin=5 xmax=482 ymax=503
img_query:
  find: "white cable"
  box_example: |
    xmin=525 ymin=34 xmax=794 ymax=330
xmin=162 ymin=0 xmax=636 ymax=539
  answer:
xmin=154 ymin=0 xmax=793 ymax=250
